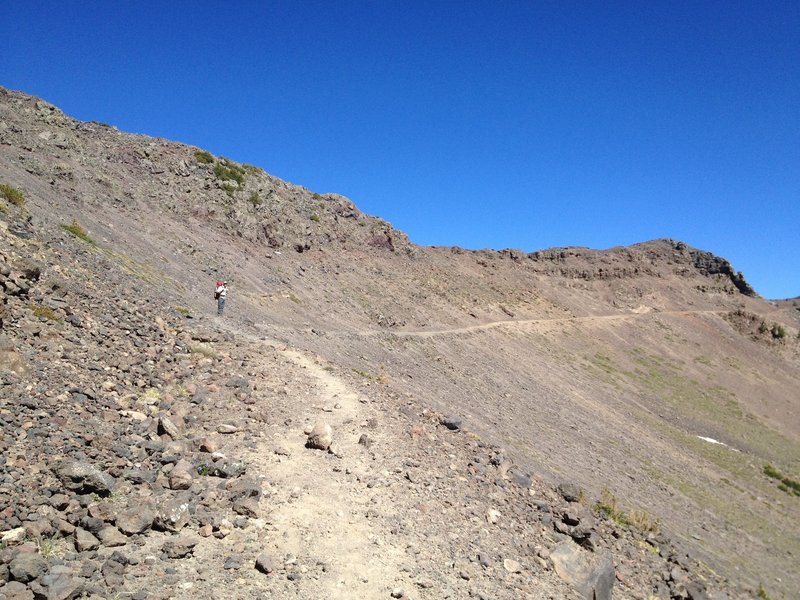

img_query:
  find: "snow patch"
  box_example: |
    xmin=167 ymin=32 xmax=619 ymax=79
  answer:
xmin=696 ymin=436 xmax=739 ymax=451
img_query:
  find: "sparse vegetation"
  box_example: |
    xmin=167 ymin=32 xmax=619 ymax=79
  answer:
xmin=213 ymin=158 xmax=246 ymax=188
xmin=312 ymin=193 xmax=323 ymax=200
xmin=0 ymin=183 xmax=25 ymax=207
xmin=141 ymin=388 xmax=161 ymax=404
xmin=310 ymin=212 xmax=320 ymax=222
xmin=352 ymin=368 xmax=389 ymax=384
xmin=194 ymin=149 xmax=214 ymax=164
xmin=174 ymin=306 xmax=191 ymax=317
xmin=597 ymin=488 xmax=629 ymax=526
xmin=757 ymin=584 xmax=773 ymax=599
xmin=61 ymin=220 xmax=96 ymax=245
xmin=628 ymin=509 xmax=660 ymax=534
xmin=37 ymin=535 xmax=68 ymax=558
xmin=196 ymin=462 xmax=214 ymax=476
xmin=242 ymin=164 xmax=263 ymax=175
xmin=220 ymin=182 xmax=238 ymax=197
xmin=248 ymin=191 xmax=262 ymax=206
xmin=596 ymin=488 xmax=659 ymax=533
xmin=764 ymin=464 xmax=800 ymax=496
xmin=770 ymin=323 xmax=786 ymax=340
xmin=91 ymin=490 xmax=125 ymax=505
xmin=189 ymin=342 xmax=219 ymax=359
xmin=29 ymin=304 xmax=59 ymax=321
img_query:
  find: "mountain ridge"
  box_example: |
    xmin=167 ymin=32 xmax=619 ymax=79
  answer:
xmin=2 ymin=87 xmax=800 ymax=599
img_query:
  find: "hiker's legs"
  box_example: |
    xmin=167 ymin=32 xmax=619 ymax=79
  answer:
xmin=217 ymin=296 xmax=225 ymax=315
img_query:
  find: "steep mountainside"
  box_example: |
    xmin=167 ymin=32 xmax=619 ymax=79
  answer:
xmin=2 ymin=87 xmax=799 ymax=599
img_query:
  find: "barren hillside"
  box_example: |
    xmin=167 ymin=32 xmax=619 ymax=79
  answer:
xmin=2 ymin=87 xmax=799 ymax=599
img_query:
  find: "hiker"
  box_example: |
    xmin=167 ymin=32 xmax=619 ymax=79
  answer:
xmin=214 ymin=280 xmax=228 ymax=316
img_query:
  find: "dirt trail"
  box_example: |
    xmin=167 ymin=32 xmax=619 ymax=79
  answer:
xmin=257 ymin=308 xmax=725 ymax=341
xmin=387 ymin=309 xmax=724 ymax=339
xmin=235 ymin=332 xmax=409 ymax=598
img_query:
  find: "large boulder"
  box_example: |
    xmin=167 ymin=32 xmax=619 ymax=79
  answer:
xmin=550 ymin=540 xmax=614 ymax=600
xmin=53 ymin=461 xmax=115 ymax=496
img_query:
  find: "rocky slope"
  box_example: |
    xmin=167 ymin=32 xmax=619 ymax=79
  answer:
xmin=2 ymin=87 xmax=799 ymax=599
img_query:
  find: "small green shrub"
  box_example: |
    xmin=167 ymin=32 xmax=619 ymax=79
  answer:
xmin=61 ymin=220 xmax=96 ymax=245
xmin=141 ymin=388 xmax=161 ymax=404
xmin=597 ymin=488 xmax=629 ymax=527
xmin=770 ymin=323 xmax=786 ymax=339
xmin=189 ymin=342 xmax=218 ymax=359
xmin=758 ymin=321 xmax=769 ymax=334
xmin=248 ymin=191 xmax=262 ymax=206
xmin=37 ymin=535 xmax=68 ymax=558
xmin=628 ymin=509 xmax=660 ymax=534
xmin=595 ymin=488 xmax=659 ymax=532
xmin=194 ymin=150 xmax=214 ymax=164
xmin=312 ymin=193 xmax=323 ymax=200
xmin=220 ymin=182 xmax=238 ymax=197
xmin=30 ymin=304 xmax=59 ymax=321
xmin=174 ymin=306 xmax=191 ymax=317
xmin=0 ymin=184 xmax=25 ymax=207
xmin=310 ymin=212 xmax=320 ymax=222
xmin=242 ymin=164 xmax=263 ymax=175
xmin=763 ymin=464 xmax=800 ymax=497
xmin=213 ymin=158 xmax=246 ymax=188
xmin=757 ymin=584 xmax=773 ymax=599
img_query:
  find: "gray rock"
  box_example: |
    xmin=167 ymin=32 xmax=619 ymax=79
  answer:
xmin=440 ymin=416 xmax=463 ymax=430
xmin=550 ymin=540 xmax=614 ymax=600
xmin=232 ymin=497 xmax=259 ymax=518
xmin=306 ymin=422 xmax=333 ymax=451
xmin=9 ymin=553 xmax=48 ymax=583
xmin=168 ymin=459 xmax=194 ymax=490
xmin=34 ymin=565 xmax=84 ymax=600
xmin=0 ymin=581 xmax=35 ymax=600
xmin=557 ymin=482 xmax=583 ymax=503
xmin=54 ymin=461 xmax=115 ymax=496
xmin=153 ymin=494 xmax=192 ymax=532
xmin=74 ymin=528 xmax=100 ymax=552
xmin=226 ymin=376 xmax=250 ymax=389
xmin=229 ymin=478 xmax=262 ymax=502
xmin=162 ymin=536 xmax=198 ymax=559
xmin=255 ymin=553 xmax=274 ymax=574
xmin=101 ymin=558 xmax=125 ymax=588
xmin=158 ymin=415 xmax=181 ymax=440
xmin=685 ymin=581 xmax=710 ymax=600
xmin=509 ymin=470 xmax=532 ymax=488
xmin=97 ymin=526 xmax=127 ymax=547
xmin=116 ymin=507 xmax=155 ymax=535
xmin=198 ymin=459 xmax=246 ymax=478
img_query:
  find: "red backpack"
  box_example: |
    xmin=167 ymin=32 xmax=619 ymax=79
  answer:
xmin=214 ymin=280 xmax=223 ymax=299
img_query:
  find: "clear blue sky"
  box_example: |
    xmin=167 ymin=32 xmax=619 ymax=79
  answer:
xmin=3 ymin=1 xmax=798 ymax=298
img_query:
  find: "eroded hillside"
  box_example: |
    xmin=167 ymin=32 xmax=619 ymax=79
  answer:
xmin=2 ymin=87 xmax=800 ymax=599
